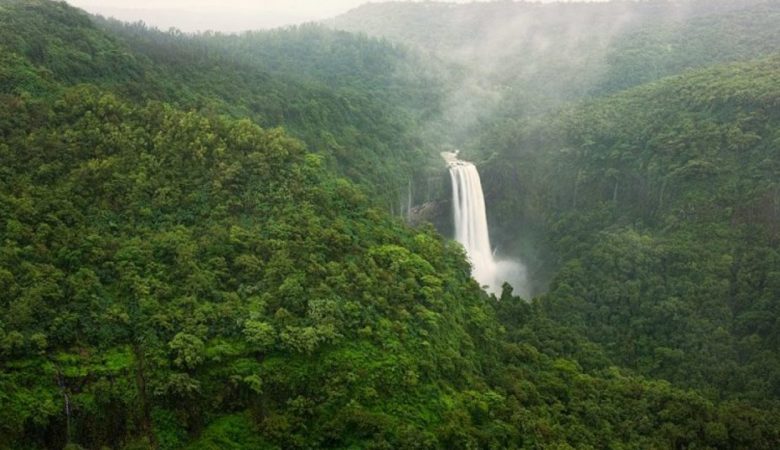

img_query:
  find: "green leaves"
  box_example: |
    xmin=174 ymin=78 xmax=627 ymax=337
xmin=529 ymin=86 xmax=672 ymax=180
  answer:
xmin=0 ymin=81 xmax=495 ymax=448
xmin=169 ymin=333 xmax=205 ymax=370
xmin=1 ymin=0 xmax=779 ymax=448
xmin=242 ymin=321 xmax=276 ymax=353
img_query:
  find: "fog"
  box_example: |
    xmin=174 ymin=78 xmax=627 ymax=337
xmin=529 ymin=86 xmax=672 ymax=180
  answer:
xmin=65 ymin=0 xmax=609 ymax=32
xmin=64 ymin=0 xmax=475 ymax=32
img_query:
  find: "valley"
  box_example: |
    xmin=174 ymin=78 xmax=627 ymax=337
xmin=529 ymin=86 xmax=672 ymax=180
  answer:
xmin=0 ymin=1 xmax=778 ymax=448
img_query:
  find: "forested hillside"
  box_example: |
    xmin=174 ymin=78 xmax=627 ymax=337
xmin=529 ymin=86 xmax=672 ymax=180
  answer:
xmin=480 ymin=55 xmax=780 ymax=402
xmin=2 ymin=0 xmax=780 ymax=449
xmin=337 ymin=0 xmax=780 ymax=444
xmin=335 ymin=0 xmax=780 ymax=127
xmin=0 ymin=0 xmax=442 ymax=209
xmin=2 ymin=87 xmax=777 ymax=450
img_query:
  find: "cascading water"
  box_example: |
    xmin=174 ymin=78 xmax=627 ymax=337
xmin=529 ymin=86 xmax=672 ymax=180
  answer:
xmin=443 ymin=151 xmax=527 ymax=296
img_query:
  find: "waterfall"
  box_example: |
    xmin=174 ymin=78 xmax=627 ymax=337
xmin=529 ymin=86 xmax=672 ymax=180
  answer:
xmin=443 ymin=151 xmax=527 ymax=296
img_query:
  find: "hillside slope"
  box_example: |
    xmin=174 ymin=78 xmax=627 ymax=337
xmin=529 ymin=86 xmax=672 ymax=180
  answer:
xmin=0 ymin=0 xmax=444 ymax=208
xmin=336 ymin=0 xmax=780 ymax=418
xmin=479 ymin=55 xmax=780 ymax=404
xmin=1 ymin=1 xmax=780 ymax=449
xmin=3 ymin=39 xmax=777 ymax=450
xmin=334 ymin=0 xmax=780 ymax=121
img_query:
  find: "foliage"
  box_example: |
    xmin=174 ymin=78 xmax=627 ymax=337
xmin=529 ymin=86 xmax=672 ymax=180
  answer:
xmin=0 ymin=0 xmax=441 ymax=210
xmin=479 ymin=56 xmax=780 ymax=408
xmin=1 ymin=0 xmax=780 ymax=449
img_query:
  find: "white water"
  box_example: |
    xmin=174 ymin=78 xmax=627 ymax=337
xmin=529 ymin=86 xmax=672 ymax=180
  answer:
xmin=443 ymin=151 xmax=527 ymax=296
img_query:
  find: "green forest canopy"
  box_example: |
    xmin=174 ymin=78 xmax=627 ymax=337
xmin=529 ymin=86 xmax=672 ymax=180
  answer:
xmin=1 ymin=0 xmax=779 ymax=448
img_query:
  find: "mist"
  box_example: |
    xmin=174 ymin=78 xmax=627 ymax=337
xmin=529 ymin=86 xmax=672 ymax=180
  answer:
xmin=64 ymin=0 xmax=620 ymax=32
xmin=330 ymin=0 xmax=776 ymax=296
xmin=4 ymin=0 xmax=779 ymax=446
xmin=64 ymin=0 xmax=597 ymax=33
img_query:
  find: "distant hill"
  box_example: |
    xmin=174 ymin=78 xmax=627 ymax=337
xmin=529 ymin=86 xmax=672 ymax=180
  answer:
xmin=2 ymin=1 xmax=780 ymax=449
xmin=334 ymin=0 xmax=780 ymax=104
xmin=341 ymin=0 xmax=780 ymax=409
xmin=0 ymin=0 xmax=445 ymax=208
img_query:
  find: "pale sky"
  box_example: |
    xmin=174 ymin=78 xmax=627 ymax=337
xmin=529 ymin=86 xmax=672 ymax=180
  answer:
xmin=65 ymin=0 xmax=492 ymax=33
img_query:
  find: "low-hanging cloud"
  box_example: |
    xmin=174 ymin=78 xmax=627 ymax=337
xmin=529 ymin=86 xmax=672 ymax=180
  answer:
xmin=66 ymin=0 xmax=563 ymax=33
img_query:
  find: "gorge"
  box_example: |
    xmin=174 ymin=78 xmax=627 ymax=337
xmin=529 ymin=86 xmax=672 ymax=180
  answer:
xmin=2 ymin=0 xmax=779 ymax=448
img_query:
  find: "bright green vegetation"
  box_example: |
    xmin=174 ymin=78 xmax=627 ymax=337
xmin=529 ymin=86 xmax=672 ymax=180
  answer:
xmin=4 ymin=49 xmax=775 ymax=450
xmin=340 ymin=0 xmax=780 ymax=445
xmin=481 ymin=55 xmax=780 ymax=403
xmin=0 ymin=85 xmax=493 ymax=448
xmin=0 ymin=0 xmax=441 ymax=208
xmin=1 ymin=83 xmax=776 ymax=449
xmin=2 ymin=0 xmax=780 ymax=449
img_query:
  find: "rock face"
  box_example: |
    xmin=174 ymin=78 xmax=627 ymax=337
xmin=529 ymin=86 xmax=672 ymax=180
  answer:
xmin=408 ymin=200 xmax=447 ymax=227
xmin=402 ymin=167 xmax=453 ymax=230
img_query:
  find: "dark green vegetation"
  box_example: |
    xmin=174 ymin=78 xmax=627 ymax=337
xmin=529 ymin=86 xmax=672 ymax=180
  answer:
xmin=1 ymin=0 xmax=780 ymax=449
xmin=460 ymin=1 xmax=780 ymax=407
xmin=483 ymin=55 xmax=780 ymax=399
xmin=0 ymin=0 xmax=441 ymax=209
xmin=336 ymin=0 xmax=780 ymax=130
xmin=339 ymin=0 xmax=780 ymax=445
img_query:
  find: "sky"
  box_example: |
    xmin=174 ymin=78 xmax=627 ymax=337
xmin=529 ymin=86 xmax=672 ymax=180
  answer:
xmin=65 ymin=0 xmax=492 ymax=33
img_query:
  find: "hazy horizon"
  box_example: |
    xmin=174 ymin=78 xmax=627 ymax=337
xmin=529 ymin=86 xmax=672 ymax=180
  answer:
xmin=64 ymin=0 xmax=462 ymax=32
xmin=65 ymin=0 xmax=606 ymax=33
